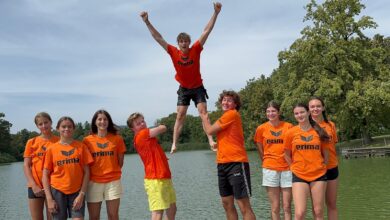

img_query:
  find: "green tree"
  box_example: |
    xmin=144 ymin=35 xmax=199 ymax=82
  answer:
xmin=0 ymin=113 xmax=12 ymax=154
xmin=271 ymin=0 xmax=390 ymax=143
xmin=239 ymin=75 xmax=274 ymax=145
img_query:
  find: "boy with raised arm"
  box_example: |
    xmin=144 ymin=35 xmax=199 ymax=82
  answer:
xmin=140 ymin=2 xmax=222 ymax=153
xmin=127 ymin=112 xmax=176 ymax=220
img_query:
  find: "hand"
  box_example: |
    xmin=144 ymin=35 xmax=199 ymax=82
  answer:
xmin=170 ymin=144 xmax=177 ymax=154
xmin=47 ymin=199 xmax=58 ymax=214
xmin=140 ymin=11 xmax=149 ymax=23
xmin=214 ymin=2 xmax=222 ymax=13
xmin=210 ymin=141 xmax=218 ymax=152
xmin=32 ymin=184 xmax=44 ymax=197
xmin=72 ymin=193 xmax=84 ymax=210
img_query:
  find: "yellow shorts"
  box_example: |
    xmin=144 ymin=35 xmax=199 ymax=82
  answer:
xmin=144 ymin=179 xmax=176 ymax=211
xmin=86 ymin=179 xmax=122 ymax=203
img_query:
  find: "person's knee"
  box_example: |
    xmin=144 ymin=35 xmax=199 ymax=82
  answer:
xmin=271 ymin=203 xmax=280 ymax=214
xmin=295 ymin=210 xmax=306 ymax=220
xmin=313 ymin=206 xmax=324 ymax=217
xmin=221 ymin=199 xmax=234 ymax=210
xmin=282 ymin=202 xmax=291 ymax=212
xmin=326 ymin=199 xmax=337 ymax=210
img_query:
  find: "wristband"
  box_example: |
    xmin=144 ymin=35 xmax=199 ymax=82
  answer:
xmin=79 ymin=191 xmax=85 ymax=196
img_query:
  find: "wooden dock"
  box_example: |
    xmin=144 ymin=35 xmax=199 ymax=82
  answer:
xmin=341 ymin=146 xmax=390 ymax=159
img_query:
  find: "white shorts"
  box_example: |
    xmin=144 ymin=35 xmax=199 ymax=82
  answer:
xmin=262 ymin=168 xmax=292 ymax=188
xmin=86 ymin=179 xmax=122 ymax=203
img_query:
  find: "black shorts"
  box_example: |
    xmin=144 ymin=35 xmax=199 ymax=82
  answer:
xmin=326 ymin=166 xmax=339 ymax=181
xmin=28 ymin=187 xmax=44 ymax=199
xmin=292 ymin=173 xmax=327 ymax=184
xmin=177 ymin=85 xmax=208 ymax=106
xmin=218 ymin=162 xmax=252 ymax=199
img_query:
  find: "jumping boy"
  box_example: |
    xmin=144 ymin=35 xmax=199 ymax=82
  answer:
xmin=140 ymin=2 xmax=222 ymax=153
xmin=127 ymin=112 xmax=176 ymax=220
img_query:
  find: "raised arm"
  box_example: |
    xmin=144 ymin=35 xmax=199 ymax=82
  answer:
xmin=140 ymin=11 xmax=168 ymax=51
xmin=198 ymin=2 xmax=222 ymax=46
xmin=150 ymin=125 xmax=167 ymax=138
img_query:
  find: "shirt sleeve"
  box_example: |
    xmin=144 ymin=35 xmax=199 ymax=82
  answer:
xmin=284 ymin=130 xmax=293 ymax=150
xmin=217 ymin=110 xmax=236 ymax=130
xmin=43 ymin=148 xmax=53 ymax=171
xmin=116 ymin=136 xmax=127 ymax=153
xmin=23 ymin=138 xmax=34 ymax=158
xmin=253 ymin=126 xmax=264 ymax=143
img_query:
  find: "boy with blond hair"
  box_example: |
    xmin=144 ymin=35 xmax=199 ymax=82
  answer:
xmin=127 ymin=112 xmax=176 ymax=220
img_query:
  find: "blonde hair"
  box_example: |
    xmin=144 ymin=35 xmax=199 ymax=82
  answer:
xmin=34 ymin=112 xmax=52 ymax=125
xmin=127 ymin=112 xmax=144 ymax=129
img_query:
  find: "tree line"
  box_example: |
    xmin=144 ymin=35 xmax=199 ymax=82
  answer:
xmin=1 ymin=0 xmax=389 ymax=163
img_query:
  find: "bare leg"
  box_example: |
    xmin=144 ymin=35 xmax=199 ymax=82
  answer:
xmin=326 ymin=178 xmax=338 ymax=220
xmin=281 ymin=187 xmax=292 ymax=220
xmin=87 ymin=202 xmax=102 ymax=220
xmin=266 ymin=187 xmax=281 ymax=220
xmin=164 ymin=203 xmax=176 ymax=220
xmin=221 ymin=196 xmax=239 ymax=220
xmin=28 ymin=198 xmax=45 ymax=220
xmin=235 ymin=197 xmax=256 ymax=220
xmin=292 ymin=182 xmax=310 ymax=220
xmin=310 ymin=181 xmax=327 ymax=220
xmin=197 ymin=102 xmax=216 ymax=150
xmin=171 ymin=105 xmax=188 ymax=153
xmin=151 ymin=210 xmax=164 ymax=220
xmin=106 ymin=199 xmax=120 ymax=220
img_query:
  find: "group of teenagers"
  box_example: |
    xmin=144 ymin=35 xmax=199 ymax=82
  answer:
xmin=23 ymin=2 xmax=339 ymax=220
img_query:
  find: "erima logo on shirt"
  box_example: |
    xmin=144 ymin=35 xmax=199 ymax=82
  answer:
xmin=270 ymin=130 xmax=282 ymax=137
xmin=233 ymin=173 xmax=241 ymax=177
xmin=61 ymin=148 xmax=75 ymax=157
xmin=300 ymin=135 xmax=313 ymax=142
xmin=181 ymin=56 xmax=189 ymax=61
xmin=37 ymin=146 xmax=47 ymax=157
xmin=97 ymin=142 xmax=108 ymax=149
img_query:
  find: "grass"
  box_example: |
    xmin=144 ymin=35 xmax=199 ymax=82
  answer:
xmin=337 ymin=134 xmax=390 ymax=149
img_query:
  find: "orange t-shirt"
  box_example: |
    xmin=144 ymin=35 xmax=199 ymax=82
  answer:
xmin=44 ymin=141 xmax=93 ymax=194
xmin=319 ymin=121 xmax=338 ymax=169
xmin=254 ymin=121 xmax=293 ymax=171
xmin=23 ymin=135 xmax=59 ymax=188
xmin=83 ymin=133 xmax=126 ymax=183
xmin=133 ymin=128 xmax=171 ymax=179
xmin=284 ymin=126 xmax=327 ymax=182
xmin=216 ymin=110 xmax=249 ymax=164
xmin=167 ymin=40 xmax=203 ymax=89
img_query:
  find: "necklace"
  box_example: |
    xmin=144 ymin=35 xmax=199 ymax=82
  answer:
xmin=300 ymin=124 xmax=311 ymax=131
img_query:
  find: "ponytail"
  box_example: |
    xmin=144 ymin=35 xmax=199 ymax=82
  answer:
xmin=309 ymin=115 xmax=330 ymax=142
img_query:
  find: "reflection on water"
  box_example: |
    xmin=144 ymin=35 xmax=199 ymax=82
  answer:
xmin=0 ymin=151 xmax=389 ymax=219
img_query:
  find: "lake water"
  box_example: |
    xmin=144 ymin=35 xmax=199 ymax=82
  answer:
xmin=0 ymin=150 xmax=389 ymax=219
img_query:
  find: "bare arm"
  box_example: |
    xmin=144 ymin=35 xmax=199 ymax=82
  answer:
xmin=140 ymin=11 xmax=168 ymax=51
xmin=118 ymin=153 xmax=124 ymax=168
xmin=322 ymin=146 xmax=329 ymax=165
xmin=198 ymin=2 xmax=222 ymax=46
xmin=200 ymin=113 xmax=221 ymax=136
xmin=23 ymin=158 xmax=44 ymax=196
xmin=284 ymin=149 xmax=292 ymax=166
xmin=255 ymin=142 xmax=264 ymax=161
xmin=42 ymin=168 xmax=57 ymax=214
xmin=72 ymin=165 xmax=90 ymax=210
xmin=150 ymin=125 xmax=167 ymax=138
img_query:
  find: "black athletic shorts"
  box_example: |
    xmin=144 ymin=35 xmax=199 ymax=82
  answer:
xmin=218 ymin=162 xmax=252 ymax=199
xmin=177 ymin=85 xmax=208 ymax=106
xmin=326 ymin=166 xmax=339 ymax=181
xmin=292 ymin=173 xmax=327 ymax=184
xmin=28 ymin=187 xmax=44 ymax=199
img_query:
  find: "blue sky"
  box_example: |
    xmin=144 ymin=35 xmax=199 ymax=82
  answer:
xmin=1 ymin=0 xmax=389 ymax=133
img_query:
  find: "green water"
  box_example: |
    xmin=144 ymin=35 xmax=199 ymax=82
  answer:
xmin=0 ymin=150 xmax=389 ymax=219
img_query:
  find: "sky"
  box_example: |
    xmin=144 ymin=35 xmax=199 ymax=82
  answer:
xmin=1 ymin=0 xmax=389 ymax=134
